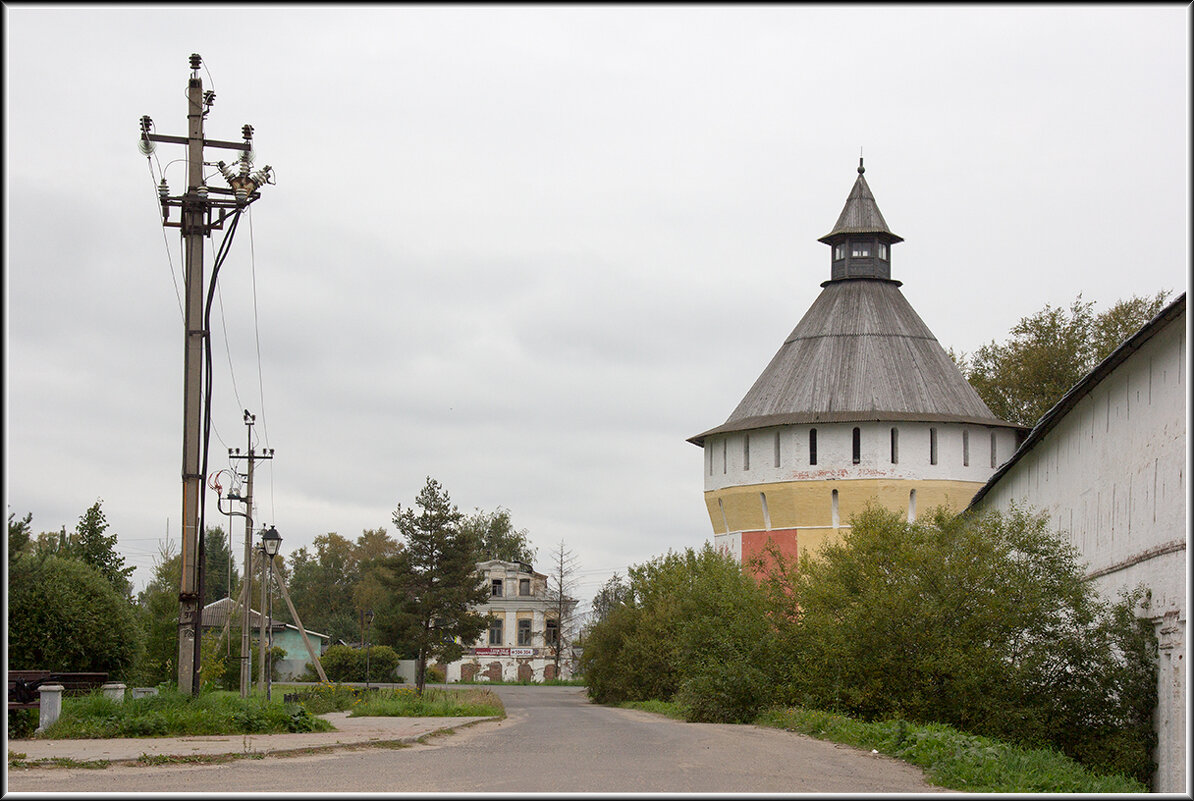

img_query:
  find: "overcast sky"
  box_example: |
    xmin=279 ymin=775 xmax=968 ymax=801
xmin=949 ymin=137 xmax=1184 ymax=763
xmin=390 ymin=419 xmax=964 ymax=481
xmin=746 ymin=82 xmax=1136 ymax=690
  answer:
xmin=4 ymin=5 xmax=1189 ymax=605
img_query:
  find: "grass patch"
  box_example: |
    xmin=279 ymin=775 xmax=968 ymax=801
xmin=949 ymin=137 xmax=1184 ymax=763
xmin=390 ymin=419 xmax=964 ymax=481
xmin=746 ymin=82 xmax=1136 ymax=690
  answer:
xmin=756 ymin=707 xmax=1147 ymax=794
xmin=36 ymin=688 xmax=334 ymax=739
xmin=348 ymin=687 xmax=503 ymax=718
xmin=618 ymin=699 xmax=690 ymax=721
xmin=9 ymin=756 xmax=111 ymax=770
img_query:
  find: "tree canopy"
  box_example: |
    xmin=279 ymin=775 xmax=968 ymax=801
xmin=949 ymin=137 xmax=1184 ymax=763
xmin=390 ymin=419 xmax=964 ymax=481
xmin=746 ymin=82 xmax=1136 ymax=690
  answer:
xmin=9 ymin=552 xmax=145 ymax=675
xmin=376 ymin=478 xmax=491 ymax=693
xmin=460 ymin=506 xmax=537 ymax=564
xmin=954 ymin=290 xmax=1172 ymax=427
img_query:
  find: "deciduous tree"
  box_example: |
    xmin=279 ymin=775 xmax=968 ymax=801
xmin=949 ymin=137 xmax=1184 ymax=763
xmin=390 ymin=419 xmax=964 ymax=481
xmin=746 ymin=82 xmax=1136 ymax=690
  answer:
xmin=954 ymin=291 xmax=1171 ymax=427
xmin=544 ymin=539 xmax=579 ymax=677
xmin=460 ymin=507 xmax=536 ymax=564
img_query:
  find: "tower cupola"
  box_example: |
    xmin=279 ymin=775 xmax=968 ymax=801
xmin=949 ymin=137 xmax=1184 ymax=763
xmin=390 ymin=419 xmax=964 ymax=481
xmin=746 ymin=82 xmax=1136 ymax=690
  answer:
xmin=817 ymin=157 xmax=904 ymax=282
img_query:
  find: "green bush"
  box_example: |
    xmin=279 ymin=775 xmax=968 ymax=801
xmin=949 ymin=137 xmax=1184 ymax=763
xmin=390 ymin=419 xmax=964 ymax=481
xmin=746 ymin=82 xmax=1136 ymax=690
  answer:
xmin=305 ymin=645 xmax=399 ymax=682
xmin=9 ymin=554 xmax=144 ymax=675
xmin=8 ymin=708 xmax=37 ymax=740
xmin=39 ymin=688 xmax=332 ymax=738
xmin=580 ymin=544 xmax=783 ymax=717
xmin=770 ymin=504 xmax=1157 ymax=784
xmin=318 ymin=645 xmax=362 ymax=683
xmin=425 ymin=664 xmax=446 ymax=684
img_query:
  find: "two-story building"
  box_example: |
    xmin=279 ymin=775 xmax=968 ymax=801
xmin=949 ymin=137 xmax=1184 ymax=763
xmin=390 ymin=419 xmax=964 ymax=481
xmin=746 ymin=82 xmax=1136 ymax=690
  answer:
xmin=439 ymin=560 xmax=578 ymax=682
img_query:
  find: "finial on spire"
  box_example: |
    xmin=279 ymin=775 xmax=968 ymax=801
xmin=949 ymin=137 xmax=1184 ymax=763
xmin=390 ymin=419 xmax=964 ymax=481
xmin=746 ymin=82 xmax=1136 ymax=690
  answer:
xmin=858 ymin=149 xmax=865 ymax=175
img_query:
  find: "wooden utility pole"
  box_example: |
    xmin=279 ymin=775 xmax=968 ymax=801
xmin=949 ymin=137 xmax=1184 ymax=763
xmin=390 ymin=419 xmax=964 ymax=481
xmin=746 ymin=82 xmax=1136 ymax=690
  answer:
xmin=228 ymin=411 xmax=272 ymax=697
xmin=140 ymin=53 xmax=273 ymax=695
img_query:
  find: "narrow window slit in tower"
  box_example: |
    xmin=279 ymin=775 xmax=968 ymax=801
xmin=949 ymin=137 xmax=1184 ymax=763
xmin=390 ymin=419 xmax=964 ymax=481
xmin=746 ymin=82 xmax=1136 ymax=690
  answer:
xmin=890 ymin=427 xmax=899 ymax=464
xmin=809 ymin=429 xmax=818 ymax=466
xmin=930 ymin=428 xmax=938 ymax=465
xmin=774 ymin=431 xmax=781 ymax=468
xmin=963 ymin=429 xmax=970 ymax=467
xmin=743 ymin=434 xmax=750 ymax=471
xmin=852 ymin=427 xmax=861 ymax=465
xmin=831 ymin=489 xmax=839 ymax=527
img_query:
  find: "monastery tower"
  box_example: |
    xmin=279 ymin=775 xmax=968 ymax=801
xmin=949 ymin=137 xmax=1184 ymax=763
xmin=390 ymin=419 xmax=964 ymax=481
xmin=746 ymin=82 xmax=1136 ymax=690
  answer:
xmin=688 ymin=161 xmax=1027 ymax=566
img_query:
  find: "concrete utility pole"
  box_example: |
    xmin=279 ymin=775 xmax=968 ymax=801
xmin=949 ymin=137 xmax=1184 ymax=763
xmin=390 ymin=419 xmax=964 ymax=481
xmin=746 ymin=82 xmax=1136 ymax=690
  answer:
xmin=140 ymin=53 xmax=273 ymax=695
xmin=228 ymin=411 xmax=273 ymax=697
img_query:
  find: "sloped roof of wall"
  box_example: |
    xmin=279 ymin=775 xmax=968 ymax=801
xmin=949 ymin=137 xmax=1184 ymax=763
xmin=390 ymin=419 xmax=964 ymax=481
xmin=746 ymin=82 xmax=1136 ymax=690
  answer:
xmin=689 ymin=279 xmax=1021 ymax=445
xmin=966 ymin=292 xmax=1187 ymax=511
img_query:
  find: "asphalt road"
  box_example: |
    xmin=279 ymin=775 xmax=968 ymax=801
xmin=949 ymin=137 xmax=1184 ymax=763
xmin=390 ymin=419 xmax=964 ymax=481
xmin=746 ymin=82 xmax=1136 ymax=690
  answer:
xmin=6 ymin=685 xmax=948 ymax=794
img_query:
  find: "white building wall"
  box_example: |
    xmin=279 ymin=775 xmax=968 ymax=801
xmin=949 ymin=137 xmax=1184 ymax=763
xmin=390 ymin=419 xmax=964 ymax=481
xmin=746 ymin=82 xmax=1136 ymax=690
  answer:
xmin=705 ymin=422 xmax=1019 ymax=491
xmin=976 ymin=311 xmax=1186 ymax=793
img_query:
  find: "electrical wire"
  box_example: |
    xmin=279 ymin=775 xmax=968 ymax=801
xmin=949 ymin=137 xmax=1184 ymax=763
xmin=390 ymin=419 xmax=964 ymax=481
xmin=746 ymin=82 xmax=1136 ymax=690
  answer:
xmin=247 ymin=207 xmax=276 ymax=525
xmin=147 ymin=158 xmax=185 ymax=319
xmin=216 ymin=282 xmax=246 ymax=412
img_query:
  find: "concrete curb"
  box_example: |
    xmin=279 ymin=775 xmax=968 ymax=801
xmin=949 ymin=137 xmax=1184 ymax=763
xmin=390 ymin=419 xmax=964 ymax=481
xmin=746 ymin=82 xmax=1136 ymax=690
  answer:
xmin=7 ymin=712 xmax=498 ymax=767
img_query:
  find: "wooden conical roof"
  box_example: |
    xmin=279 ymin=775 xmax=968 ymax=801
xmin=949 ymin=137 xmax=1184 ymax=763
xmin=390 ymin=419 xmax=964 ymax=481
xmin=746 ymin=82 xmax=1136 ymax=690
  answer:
xmin=689 ymin=164 xmax=1021 ymax=447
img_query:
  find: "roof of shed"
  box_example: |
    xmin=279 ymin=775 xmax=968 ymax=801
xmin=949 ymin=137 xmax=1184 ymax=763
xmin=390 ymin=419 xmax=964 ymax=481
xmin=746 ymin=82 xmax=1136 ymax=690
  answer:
xmin=689 ymin=279 xmax=1021 ymax=445
xmin=200 ymin=596 xmax=327 ymax=639
xmin=817 ymin=165 xmax=904 ymax=244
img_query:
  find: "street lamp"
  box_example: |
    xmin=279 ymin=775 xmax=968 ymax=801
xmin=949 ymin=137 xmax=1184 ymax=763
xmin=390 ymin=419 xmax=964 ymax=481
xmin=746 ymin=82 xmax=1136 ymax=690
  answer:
xmin=259 ymin=526 xmax=282 ymax=699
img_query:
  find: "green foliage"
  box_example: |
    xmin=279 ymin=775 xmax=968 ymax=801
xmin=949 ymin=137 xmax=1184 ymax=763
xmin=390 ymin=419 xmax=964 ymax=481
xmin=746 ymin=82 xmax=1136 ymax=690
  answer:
xmin=317 ymin=644 xmax=362 ymax=683
xmin=8 ymin=709 xmax=38 ymax=740
xmin=425 ymin=664 xmax=446 ymax=684
xmin=581 ymin=544 xmax=783 ymax=724
xmin=955 ymin=291 xmax=1171 ymax=426
xmin=8 ymin=510 xmax=33 ymax=561
xmin=311 ymin=644 xmax=399 ymax=683
xmin=201 ymin=525 xmax=239 ymax=607
xmin=459 ymin=506 xmax=537 ymax=564
xmin=8 ymin=553 xmax=144 ymax=676
xmin=756 ymin=707 xmax=1147 ymax=793
xmin=588 ymin=571 xmax=629 ymax=627
xmin=39 ymin=688 xmax=332 ymax=739
xmin=71 ymin=500 xmax=135 ymax=599
xmin=773 ymin=504 xmax=1156 ymax=784
xmin=348 ymin=686 xmax=502 ymax=718
xmin=131 ymin=542 xmax=181 ymax=686
xmin=377 ymin=478 xmax=491 ymax=693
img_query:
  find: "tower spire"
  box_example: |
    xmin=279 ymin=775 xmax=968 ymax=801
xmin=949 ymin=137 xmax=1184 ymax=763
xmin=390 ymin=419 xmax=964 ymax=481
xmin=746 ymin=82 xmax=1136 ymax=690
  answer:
xmin=818 ymin=160 xmax=901 ymax=282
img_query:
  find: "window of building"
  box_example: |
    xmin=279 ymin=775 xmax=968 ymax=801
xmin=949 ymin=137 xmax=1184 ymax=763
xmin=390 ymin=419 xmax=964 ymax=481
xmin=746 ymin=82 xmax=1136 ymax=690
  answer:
xmin=491 ymin=579 xmax=503 ymax=597
xmin=834 ymin=244 xmax=845 ymax=260
xmin=852 ymin=427 xmax=861 ymax=464
xmin=878 ymin=243 xmax=888 ymax=260
xmin=545 ymin=619 xmax=559 ymax=645
xmin=773 ymin=430 xmax=781 ymax=467
xmin=962 ymin=429 xmax=970 ymax=467
xmin=990 ymin=431 xmax=997 ymax=468
xmin=760 ymin=492 xmax=771 ymax=530
xmin=809 ymin=428 xmax=818 ymax=465
xmin=890 ymin=427 xmax=899 ymax=464
xmin=489 ymin=619 xmax=503 ymax=645
xmin=831 ymin=488 xmax=839 ymax=527
xmin=743 ymin=434 xmax=750 ymax=471
xmin=908 ymin=489 xmax=917 ymax=522
xmin=519 ymin=578 xmax=531 ymax=596
xmin=722 ymin=439 xmax=727 ymax=474
xmin=517 ymin=619 xmax=532 ymax=646
xmin=708 ymin=446 xmax=713 ymax=476
xmin=930 ymin=428 xmax=938 ymax=465
xmin=852 ymin=242 xmax=871 ymax=258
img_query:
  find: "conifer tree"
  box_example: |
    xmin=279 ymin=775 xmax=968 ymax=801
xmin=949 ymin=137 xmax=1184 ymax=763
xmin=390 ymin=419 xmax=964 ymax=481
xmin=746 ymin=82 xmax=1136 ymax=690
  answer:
xmin=378 ymin=477 xmax=490 ymax=693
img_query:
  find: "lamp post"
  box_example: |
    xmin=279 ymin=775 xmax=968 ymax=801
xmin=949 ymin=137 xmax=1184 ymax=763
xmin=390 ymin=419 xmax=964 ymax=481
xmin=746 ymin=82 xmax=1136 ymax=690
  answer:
xmin=259 ymin=526 xmax=282 ymax=698
xmin=365 ymin=610 xmax=374 ymax=690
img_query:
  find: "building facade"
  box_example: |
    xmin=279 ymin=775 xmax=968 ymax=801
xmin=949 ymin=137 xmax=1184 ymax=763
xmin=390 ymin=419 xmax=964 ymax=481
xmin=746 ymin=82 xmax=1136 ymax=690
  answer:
xmin=439 ymin=560 xmax=578 ymax=683
xmin=969 ymin=294 xmax=1187 ymax=793
xmin=689 ymin=161 xmax=1026 ymax=568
